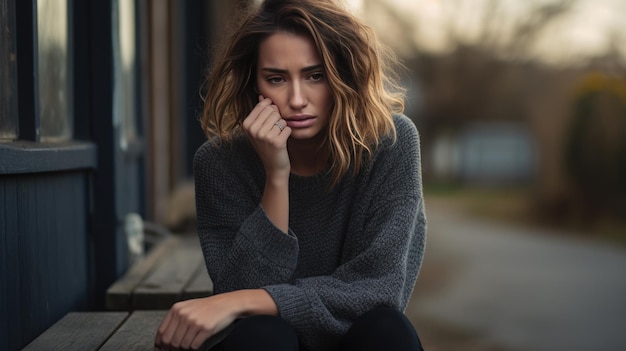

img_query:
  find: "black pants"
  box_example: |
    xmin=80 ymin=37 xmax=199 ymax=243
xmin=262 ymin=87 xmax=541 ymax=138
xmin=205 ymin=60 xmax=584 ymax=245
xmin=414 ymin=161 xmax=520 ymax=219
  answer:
xmin=213 ymin=307 xmax=424 ymax=351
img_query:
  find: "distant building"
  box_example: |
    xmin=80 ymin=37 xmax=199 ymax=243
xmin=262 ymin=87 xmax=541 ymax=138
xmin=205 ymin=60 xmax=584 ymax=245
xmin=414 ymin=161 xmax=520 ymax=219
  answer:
xmin=432 ymin=122 xmax=536 ymax=185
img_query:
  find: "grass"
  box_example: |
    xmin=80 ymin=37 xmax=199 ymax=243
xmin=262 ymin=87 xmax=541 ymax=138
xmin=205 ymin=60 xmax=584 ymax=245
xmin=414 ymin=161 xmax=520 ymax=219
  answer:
xmin=424 ymin=183 xmax=535 ymax=223
xmin=423 ymin=182 xmax=626 ymax=246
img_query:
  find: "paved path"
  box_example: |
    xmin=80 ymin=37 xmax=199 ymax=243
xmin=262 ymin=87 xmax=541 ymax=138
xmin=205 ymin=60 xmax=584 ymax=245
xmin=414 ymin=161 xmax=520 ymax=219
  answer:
xmin=406 ymin=198 xmax=626 ymax=351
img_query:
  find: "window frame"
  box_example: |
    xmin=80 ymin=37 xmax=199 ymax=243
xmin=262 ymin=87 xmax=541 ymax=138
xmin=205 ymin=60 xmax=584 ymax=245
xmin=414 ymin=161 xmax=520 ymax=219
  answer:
xmin=0 ymin=0 xmax=96 ymax=175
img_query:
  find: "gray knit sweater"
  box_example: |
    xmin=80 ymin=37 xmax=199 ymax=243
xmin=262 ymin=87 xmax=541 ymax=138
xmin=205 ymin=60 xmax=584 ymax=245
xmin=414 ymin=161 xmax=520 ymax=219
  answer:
xmin=194 ymin=114 xmax=426 ymax=351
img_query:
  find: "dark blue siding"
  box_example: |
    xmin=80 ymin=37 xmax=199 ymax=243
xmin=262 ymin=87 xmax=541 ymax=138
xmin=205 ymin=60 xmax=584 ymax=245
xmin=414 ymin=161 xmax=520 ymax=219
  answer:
xmin=0 ymin=171 xmax=90 ymax=350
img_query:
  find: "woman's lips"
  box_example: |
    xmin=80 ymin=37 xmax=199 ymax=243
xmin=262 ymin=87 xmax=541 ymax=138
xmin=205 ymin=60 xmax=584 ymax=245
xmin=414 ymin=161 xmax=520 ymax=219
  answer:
xmin=285 ymin=115 xmax=315 ymax=129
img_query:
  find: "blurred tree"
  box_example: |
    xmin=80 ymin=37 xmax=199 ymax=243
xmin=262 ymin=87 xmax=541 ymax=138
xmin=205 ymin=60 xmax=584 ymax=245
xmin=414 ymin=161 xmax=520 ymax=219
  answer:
xmin=565 ymin=71 xmax=626 ymax=222
xmin=359 ymin=0 xmax=578 ymax=181
xmin=410 ymin=0 xmax=576 ymax=142
xmin=356 ymin=0 xmax=626 ymax=228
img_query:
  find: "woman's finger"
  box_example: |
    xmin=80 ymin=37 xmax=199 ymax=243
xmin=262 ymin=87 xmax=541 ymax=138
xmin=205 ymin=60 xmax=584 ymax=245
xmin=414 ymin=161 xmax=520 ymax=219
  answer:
xmin=242 ymin=98 xmax=273 ymax=130
xmin=248 ymin=105 xmax=281 ymax=137
xmin=160 ymin=313 xmax=181 ymax=347
xmin=155 ymin=310 xmax=174 ymax=347
xmin=179 ymin=324 xmax=199 ymax=350
xmin=190 ymin=330 xmax=213 ymax=350
xmin=170 ymin=320 xmax=190 ymax=349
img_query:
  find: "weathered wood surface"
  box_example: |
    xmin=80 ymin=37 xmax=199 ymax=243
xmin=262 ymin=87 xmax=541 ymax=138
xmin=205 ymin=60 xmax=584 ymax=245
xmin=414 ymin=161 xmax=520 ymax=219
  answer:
xmin=133 ymin=241 xmax=203 ymax=310
xmin=106 ymin=236 xmax=179 ymax=310
xmin=183 ymin=263 xmax=215 ymax=300
xmin=106 ymin=235 xmax=213 ymax=311
xmin=22 ymin=312 xmax=128 ymax=351
xmin=100 ymin=311 xmax=167 ymax=351
xmin=23 ymin=311 xmax=169 ymax=351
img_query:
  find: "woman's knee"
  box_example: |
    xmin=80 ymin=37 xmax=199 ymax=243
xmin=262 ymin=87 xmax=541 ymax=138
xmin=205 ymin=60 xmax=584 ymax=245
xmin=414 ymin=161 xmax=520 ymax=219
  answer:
xmin=220 ymin=315 xmax=299 ymax=351
xmin=342 ymin=307 xmax=424 ymax=351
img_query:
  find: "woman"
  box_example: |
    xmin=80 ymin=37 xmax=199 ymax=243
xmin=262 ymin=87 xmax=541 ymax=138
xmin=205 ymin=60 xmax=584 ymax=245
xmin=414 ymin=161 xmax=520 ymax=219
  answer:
xmin=155 ymin=0 xmax=426 ymax=350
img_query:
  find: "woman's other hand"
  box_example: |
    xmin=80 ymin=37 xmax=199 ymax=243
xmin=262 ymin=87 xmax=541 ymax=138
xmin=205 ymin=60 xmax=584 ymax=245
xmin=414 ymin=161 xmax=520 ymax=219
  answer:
xmin=154 ymin=295 xmax=236 ymax=350
xmin=154 ymin=290 xmax=278 ymax=350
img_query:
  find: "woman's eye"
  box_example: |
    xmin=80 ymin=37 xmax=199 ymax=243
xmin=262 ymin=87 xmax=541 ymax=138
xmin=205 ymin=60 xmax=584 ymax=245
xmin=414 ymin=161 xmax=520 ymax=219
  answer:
xmin=268 ymin=77 xmax=284 ymax=84
xmin=309 ymin=73 xmax=324 ymax=81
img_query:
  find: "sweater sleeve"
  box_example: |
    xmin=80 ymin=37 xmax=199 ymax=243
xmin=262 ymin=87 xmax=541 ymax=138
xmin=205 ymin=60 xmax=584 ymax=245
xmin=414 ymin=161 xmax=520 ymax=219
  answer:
xmin=193 ymin=141 xmax=300 ymax=292
xmin=263 ymin=116 xmax=427 ymax=350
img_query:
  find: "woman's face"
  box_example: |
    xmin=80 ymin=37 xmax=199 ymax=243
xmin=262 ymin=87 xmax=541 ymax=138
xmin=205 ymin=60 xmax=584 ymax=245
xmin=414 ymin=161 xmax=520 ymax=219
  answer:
xmin=256 ymin=32 xmax=332 ymax=142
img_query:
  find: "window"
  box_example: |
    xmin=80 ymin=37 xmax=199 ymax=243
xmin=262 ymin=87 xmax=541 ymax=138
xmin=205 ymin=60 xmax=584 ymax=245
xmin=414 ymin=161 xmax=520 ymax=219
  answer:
xmin=1 ymin=0 xmax=95 ymax=174
xmin=0 ymin=0 xmax=17 ymax=140
xmin=37 ymin=0 xmax=72 ymax=141
xmin=113 ymin=0 xmax=138 ymax=151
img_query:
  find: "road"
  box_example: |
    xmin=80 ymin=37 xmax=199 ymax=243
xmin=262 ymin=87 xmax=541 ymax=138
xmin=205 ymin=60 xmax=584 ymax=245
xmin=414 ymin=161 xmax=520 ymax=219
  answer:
xmin=406 ymin=197 xmax=626 ymax=351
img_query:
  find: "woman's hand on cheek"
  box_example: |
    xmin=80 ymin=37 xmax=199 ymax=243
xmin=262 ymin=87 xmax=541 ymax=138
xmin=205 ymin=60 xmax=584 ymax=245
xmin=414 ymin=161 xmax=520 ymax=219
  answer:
xmin=242 ymin=95 xmax=292 ymax=179
xmin=154 ymin=295 xmax=237 ymax=350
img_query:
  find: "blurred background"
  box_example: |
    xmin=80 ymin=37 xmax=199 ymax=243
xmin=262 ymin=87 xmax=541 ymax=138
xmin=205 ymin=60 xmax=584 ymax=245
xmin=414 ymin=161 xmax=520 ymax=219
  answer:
xmin=347 ymin=1 xmax=626 ymax=350
xmin=348 ymin=1 xmax=626 ymax=350
xmin=1 ymin=0 xmax=625 ymax=350
xmin=352 ymin=0 xmax=626 ymax=238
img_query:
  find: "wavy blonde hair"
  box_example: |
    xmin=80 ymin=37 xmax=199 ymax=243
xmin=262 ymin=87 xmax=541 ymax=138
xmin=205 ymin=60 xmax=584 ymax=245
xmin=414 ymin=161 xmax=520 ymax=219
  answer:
xmin=201 ymin=0 xmax=405 ymax=186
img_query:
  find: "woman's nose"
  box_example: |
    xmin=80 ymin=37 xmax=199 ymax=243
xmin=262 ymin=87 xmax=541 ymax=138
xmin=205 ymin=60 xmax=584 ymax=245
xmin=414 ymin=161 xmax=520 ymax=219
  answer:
xmin=289 ymin=83 xmax=307 ymax=109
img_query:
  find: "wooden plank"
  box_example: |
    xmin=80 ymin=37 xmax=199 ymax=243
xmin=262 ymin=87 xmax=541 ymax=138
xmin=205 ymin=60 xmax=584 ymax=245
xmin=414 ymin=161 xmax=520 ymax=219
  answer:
xmin=182 ymin=263 xmax=214 ymax=300
xmin=132 ymin=237 xmax=204 ymax=310
xmin=106 ymin=236 xmax=180 ymax=311
xmin=22 ymin=312 xmax=128 ymax=351
xmin=100 ymin=310 xmax=167 ymax=351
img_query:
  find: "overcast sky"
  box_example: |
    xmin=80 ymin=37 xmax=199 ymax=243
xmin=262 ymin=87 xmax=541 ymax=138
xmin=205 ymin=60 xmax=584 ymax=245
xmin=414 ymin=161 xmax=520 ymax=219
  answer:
xmin=347 ymin=0 xmax=626 ymax=64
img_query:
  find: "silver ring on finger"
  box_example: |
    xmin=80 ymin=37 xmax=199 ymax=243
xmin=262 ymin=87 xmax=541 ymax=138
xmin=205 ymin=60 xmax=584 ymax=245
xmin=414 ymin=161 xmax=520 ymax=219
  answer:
xmin=274 ymin=121 xmax=285 ymax=132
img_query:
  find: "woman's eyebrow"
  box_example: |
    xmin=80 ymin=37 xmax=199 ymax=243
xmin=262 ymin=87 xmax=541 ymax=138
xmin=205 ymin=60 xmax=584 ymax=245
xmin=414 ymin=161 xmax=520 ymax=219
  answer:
xmin=260 ymin=64 xmax=323 ymax=74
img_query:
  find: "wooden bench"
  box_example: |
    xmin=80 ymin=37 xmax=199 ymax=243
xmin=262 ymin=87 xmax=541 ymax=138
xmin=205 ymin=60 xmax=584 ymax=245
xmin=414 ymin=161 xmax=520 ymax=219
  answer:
xmin=23 ymin=310 xmax=232 ymax=351
xmin=24 ymin=236 xmax=216 ymax=350
xmin=23 ymin=311 xmax=166 ymax=351
xmin=106 ymin=234 xmax=213 ymax=311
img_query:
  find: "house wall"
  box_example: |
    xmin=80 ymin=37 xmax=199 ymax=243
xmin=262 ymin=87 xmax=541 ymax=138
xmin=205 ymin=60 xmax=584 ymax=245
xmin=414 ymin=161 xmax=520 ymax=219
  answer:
xmin=0 ymin=171 xmax=91 ymax=350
